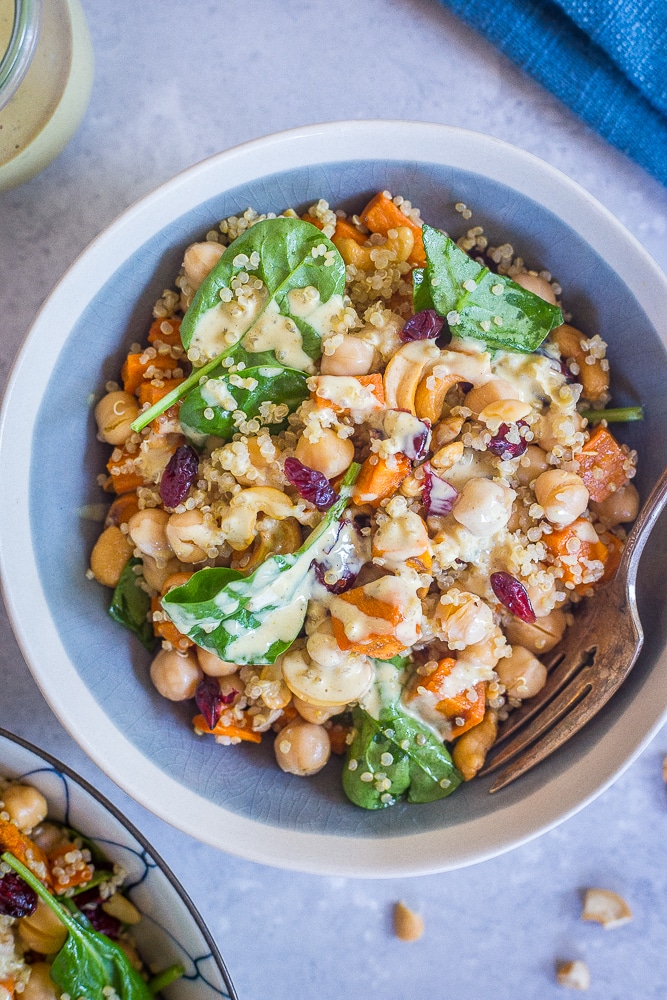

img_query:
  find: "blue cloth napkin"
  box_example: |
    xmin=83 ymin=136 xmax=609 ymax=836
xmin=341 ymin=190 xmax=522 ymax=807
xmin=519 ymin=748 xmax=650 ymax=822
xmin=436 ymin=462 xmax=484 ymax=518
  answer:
xmin=437 ymin=0 xmax=667 ymax=187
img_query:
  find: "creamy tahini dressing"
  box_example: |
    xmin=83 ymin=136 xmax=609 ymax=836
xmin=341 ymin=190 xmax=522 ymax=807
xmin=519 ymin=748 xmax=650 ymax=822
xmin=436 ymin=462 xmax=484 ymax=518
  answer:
xmin=443 ymin=449 xmax=495 ymax=489
xmin=286 ymin=287 xmax=345 ymax=334
xmin=224 ymin=598 xmax=309 ymax=662
xmin=380 ymin=410 xmax=431 ymax=457
xmin=243 ymin=299 xmax=315 ymax=372
xmin=330 ymin=574 xmax=421 ymax=646
xmin=244 ymin=292 xmax=346 ymax=373
xmin=190 ymin=282 xmax=344 ymax=372
xmin=310 ymin=375 xmax=382 ymax=413
xmin=401 ymin=657 xmax=495 ymax=740
xmin=492 ymin=351 xmax=565 ymax=406
xmin=190 ymin=286 xmax=267 ymax=359
xmin=360 ymin=661 xmax=405 ymax=720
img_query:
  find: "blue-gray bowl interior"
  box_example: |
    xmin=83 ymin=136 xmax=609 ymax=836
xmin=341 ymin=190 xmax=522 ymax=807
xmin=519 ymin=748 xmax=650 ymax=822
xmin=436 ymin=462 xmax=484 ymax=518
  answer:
xmin=29 ymin=160 xmax=667 ymax=837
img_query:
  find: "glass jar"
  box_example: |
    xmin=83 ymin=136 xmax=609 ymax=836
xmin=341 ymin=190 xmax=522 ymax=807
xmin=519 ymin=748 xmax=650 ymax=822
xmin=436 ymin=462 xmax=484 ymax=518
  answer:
xmin=0 ymin=0 xmax=93 ymax=191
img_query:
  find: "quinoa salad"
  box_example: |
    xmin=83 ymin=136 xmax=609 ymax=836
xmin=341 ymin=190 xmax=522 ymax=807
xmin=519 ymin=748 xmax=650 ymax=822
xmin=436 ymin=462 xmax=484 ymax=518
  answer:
xmin=88 ymin=190 xmax=640 ymax=810
xmin=0 ymin=775 xmax=182 ymax=998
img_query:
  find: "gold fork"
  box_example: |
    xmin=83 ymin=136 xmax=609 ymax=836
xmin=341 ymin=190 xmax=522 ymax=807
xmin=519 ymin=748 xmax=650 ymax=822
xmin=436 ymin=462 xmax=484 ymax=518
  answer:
xmin=480 ymin=462 xmax=667 ymax=792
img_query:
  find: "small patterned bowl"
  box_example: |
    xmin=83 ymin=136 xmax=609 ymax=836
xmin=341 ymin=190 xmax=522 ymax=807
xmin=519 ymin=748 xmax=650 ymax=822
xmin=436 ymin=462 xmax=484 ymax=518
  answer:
xmin=1 ymin=121 xmax=667 ymax=876
xmin=0 ymin=727 xmax=237 ymax=999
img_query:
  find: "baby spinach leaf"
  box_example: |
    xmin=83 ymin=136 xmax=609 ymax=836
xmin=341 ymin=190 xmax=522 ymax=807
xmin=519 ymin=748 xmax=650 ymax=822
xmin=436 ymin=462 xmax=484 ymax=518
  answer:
xmin=342 ymin=667 xmax=462 ymax=809
xmin=1 ymin=853 xmax=154 ymax=1000
xmin=132 ymin=218 xmax=345 ymax=434
xmin=162 ymin=464 xmax=360 ymax=665
xmin=181 ymin=217 xmax=345 ymax=357
xmin=108 ymin=558 xmax=156 ymax=651
xmin=178 ymin=364 xmax=309 ymax=443
xmin=411 ymin=266 xmax=435 ymax=313
xmin=418 ymin=224 xmax=563 ymax=352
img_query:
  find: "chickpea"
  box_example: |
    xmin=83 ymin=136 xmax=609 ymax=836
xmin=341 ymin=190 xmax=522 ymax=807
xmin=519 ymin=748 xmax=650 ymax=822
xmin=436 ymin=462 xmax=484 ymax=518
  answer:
xmin=526 ymin=576 xmax=560 ymax=618
xmin=452 ymin=710 xmax=498 ymax=781
xmin=591 ymin=482 xmax=639 ymax=527
xmin=89 ymin=525 xmax=134 ymax=587
xmin=94 ymin=391 xmax=140 ymax=446
xmin=294 ymin=428 xmax=355 ymax=479
xmin=22 ymin=963 xmax=59 ymax=1000
xmin=536 ymin=407 xmax=584 ymax=453
xmin=31 ymin=821 xmax=66 ymax=854
xmin=457 ymin=627 xmax=506 ymax=670
xmin=150 ymin=647 xmax=202 ymax=701
xmin=182 ymin=241 xmax=225 ymax=291
xmin=127 ymin=508 xmax=172 ymax=563
xmin=534 ymin=469 xmax=589 ymax=527
xmin=258 ymin=660 xmax=292 ymax=710
xmin=141 ymin=554 xmax=186 ymax=592
xmin=552 ymin=324 xmax=609 ymax=401
xmin=320 ymin=335 xmax=376 ymax=376
xmin=496 ymin=645 xmax=547 ymax=700
xmin=292 ymin=695 xmax=345 ymax=725
xmin=1 ymin=783 xmax=48 ymax=832
xmin=514 ymin=445 xmax=549 ymax=487
xmin=512 ymin=271 xmax=557 ymax=304
xmin=19 ymin=900 xmax=68 ymax=954
xmin=464 ymin=378 xmax=519 ymax=416
xmin=166 ymin=508 xmax=210 ymax=563
xmin=504 ymin=609 xmax=567 ymax=654
xmin=274 ymin=720 xmax=331 ymax=776
xmin=435 ymin=592 xmax=495 ymax=650
xmin=196 ymin=646 xmax=239 ymax=677
xmin=452 ymin=479 xmax=516 ymax=537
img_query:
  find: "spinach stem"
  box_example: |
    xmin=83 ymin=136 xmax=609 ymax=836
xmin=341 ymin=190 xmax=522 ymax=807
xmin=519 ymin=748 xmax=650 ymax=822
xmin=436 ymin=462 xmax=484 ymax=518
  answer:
xmin=581 ymin=406 xmax=644 ymax=423
xmin=148 ymin=964 xmax=185 ymax=995
xmin=130 ymin=350 xmax=227 ymax=433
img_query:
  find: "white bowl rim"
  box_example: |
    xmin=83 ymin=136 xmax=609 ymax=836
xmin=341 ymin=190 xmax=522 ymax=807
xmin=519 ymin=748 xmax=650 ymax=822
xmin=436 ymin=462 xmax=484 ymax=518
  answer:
xmin=0 ymin=725 xmax=237 ymax=997
xmin=2 ymin=119 xmax=667 ymax=877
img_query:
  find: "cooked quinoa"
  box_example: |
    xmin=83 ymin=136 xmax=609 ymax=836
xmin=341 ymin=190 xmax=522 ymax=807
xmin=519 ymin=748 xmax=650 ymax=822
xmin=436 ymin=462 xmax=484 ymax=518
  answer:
xmin=89 ymin=190 xmax=639 ymax=809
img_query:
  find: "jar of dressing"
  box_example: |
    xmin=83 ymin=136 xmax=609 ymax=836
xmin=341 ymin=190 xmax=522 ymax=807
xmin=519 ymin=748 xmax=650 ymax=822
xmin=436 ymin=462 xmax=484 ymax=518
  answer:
xmin=0 ymin=0 xmax=93 ymax=191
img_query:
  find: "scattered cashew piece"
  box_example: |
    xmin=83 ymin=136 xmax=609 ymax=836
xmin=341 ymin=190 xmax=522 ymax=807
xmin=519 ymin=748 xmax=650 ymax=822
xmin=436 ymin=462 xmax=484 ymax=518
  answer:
xmin=556 ymin=960 xmax=590 ymax=990
xmin=581 ymin=888 xmax=632 ymax=929
xmin=393 ymin=901 xmax=424 ymax=942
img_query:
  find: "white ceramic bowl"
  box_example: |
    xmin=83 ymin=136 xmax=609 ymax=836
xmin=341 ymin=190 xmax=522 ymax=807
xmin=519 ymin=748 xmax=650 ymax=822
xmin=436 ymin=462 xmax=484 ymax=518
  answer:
xmin=2 ymin=121 xmax=667 ymax=877
xmin=0 ymin=727 xmax=237 ymax=998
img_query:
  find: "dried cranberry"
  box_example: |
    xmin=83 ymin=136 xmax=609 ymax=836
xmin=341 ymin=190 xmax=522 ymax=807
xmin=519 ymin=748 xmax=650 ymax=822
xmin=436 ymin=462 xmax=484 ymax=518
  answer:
xmin=399 ymin=309 xmax=444 ymax=342
xmin=77 ymin=895 xmax=122 ymax=938
xmin=314 ymin=560 xmax=358 ymax=594
xmin=195 ymin=676 xmax=226 ymax=729
xmin=0 ymin=871 xmax=37 ymax=918
xmin=409 ymin=420 xmax=431 ymax=462
xmin=490 ymin=571 xmax=536 ymax=623
xmin=284 ymin=457 xmax=338 ymax=510
xmin=487 ymin=421 xmax=528 ymax=460
xmin=422 ymin=464 xmax=458 ymax=516
xmin=160 ymin=444 xmax=199 ymax=508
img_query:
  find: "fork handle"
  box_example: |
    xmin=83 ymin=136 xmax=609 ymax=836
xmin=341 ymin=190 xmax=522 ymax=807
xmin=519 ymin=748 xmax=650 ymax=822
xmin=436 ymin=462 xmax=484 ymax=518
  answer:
xmin=621 ymin=463 xmax=667 ymax=587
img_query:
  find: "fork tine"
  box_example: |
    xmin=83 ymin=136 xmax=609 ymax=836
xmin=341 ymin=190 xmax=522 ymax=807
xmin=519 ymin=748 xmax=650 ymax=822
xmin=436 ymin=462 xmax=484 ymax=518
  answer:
xmin=487 ymin=676 xmax=597 ymax=791
xmin=483 ymin=641 xmax=594 ymax=757
xmin=483 ymin=669 xmax=593 ymax=780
